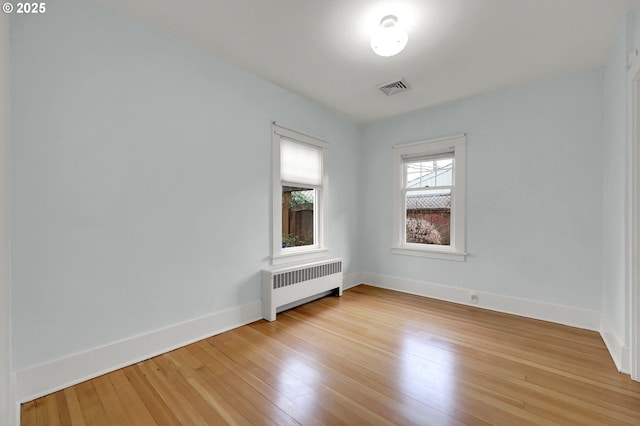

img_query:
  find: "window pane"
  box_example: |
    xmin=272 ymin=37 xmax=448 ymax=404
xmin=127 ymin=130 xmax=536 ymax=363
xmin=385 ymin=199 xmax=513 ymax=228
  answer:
xmin=435 ymin=159 xmax=453 ymax=186
xmin=405 ymin=188 xmax=451 ymax=245
xmin=405 ymin=158 xmax=452 ymax=188
xmin=282 ymin=186 xmax=315 ymax=247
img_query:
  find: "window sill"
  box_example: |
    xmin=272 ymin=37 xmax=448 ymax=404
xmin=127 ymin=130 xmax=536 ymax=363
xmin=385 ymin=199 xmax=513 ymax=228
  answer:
xmin=272 ymin=248 xmax=329 ymax=266
xmin=391 ymin=246 xmax=467 ymax=262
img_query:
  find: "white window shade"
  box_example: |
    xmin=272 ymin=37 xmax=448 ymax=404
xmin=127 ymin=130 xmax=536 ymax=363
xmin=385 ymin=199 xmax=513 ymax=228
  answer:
xmin=280 ymin=138 xmax=322 ymax=186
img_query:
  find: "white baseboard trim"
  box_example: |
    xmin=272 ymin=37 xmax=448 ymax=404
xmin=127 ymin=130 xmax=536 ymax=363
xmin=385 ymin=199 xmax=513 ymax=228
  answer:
xmin=360 ymin=272 xmax=601 ymax=331
xmin=600 ymin=314 xmax=630 ymax=373
xmin=15 ymin=301 xmax=262 ymax=403
xmin=343 ymin=272 xmax=363 ymax=290
xmin=13 ymin=272 xmax=617 ymax=407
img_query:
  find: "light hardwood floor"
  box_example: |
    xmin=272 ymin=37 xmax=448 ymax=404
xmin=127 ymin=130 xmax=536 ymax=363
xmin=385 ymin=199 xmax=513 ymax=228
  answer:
xmin=21 ymin=284 xmax=640 ymax=425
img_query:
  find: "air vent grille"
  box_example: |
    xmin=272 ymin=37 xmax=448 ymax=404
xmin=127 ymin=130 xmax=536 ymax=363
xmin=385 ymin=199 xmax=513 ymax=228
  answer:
xmin=378 ymin=78 xmax=410 ymax=96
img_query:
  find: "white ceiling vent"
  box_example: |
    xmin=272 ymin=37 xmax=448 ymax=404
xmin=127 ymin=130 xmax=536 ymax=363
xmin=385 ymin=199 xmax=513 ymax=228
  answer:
xmin=377 ymin=78 xmax=410 ymax=96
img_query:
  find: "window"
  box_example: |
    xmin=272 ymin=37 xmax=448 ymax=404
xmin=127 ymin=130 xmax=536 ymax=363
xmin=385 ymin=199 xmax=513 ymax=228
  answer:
xmin=272 ymin=123 xmax=328 ymax=264
xmin=392 ymin=134 xmax=467 ymax=261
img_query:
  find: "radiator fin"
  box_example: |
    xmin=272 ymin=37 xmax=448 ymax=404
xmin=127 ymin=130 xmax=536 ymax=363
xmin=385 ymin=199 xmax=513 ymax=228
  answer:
xmin=273 ymin=261 xmax=342 ymax=289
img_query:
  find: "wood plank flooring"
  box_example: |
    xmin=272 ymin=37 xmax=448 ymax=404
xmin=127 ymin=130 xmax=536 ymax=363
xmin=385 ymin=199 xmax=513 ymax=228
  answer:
xmin=21 ymin=284 xmax=640 ymax=425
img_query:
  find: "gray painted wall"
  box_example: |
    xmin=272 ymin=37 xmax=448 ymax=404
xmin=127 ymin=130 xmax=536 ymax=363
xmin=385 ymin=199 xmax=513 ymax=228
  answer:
xmin=10 ymin=0 xmax=360 ymax=370
xmin=360 ymin=69 xmax=604 ymax=311
xmin=1 ymin=7 xmax=14 ymax=424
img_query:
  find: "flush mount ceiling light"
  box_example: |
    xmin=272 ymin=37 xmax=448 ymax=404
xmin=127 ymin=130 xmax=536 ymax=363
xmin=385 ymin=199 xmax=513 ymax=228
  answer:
xmin=370 ymin=15 xmax=408 ymax=57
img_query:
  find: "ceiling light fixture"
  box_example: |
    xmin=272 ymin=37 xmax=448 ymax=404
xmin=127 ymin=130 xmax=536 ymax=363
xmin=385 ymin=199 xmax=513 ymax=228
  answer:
xmin=370 ymin=15 xmax=408 ymax=57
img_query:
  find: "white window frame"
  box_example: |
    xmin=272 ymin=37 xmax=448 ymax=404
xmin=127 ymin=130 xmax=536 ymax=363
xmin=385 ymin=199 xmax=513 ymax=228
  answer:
xmin=392 ymin=133 xmax=467 ymax=261
xmin=272 ymin=122 xmax=329 ymax=265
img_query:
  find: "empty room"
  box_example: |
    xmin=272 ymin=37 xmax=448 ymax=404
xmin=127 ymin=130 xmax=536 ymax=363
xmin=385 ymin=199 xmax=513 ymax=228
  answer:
xmin=2 ymin=0 xmax=640 ymax=424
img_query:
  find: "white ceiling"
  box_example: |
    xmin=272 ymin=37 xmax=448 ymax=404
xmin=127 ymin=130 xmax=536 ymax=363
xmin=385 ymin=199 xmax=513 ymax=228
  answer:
xmin=97 ymin=0 xmax=640 ymax=124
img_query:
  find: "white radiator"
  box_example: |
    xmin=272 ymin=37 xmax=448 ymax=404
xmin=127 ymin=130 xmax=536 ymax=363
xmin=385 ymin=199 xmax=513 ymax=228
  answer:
xmin=262 ymin=258 xmax=343 ymax=321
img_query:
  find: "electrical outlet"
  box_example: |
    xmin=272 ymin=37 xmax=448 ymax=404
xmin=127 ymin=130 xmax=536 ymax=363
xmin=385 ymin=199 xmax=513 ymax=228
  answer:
xmin=469 ymin=292 xmax=479 ymax=304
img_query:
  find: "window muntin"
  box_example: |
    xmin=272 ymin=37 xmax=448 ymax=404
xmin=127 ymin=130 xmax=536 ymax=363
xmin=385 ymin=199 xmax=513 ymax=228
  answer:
xmin=392 ymin=134 xmax=466 ymax=261
xmin=406 ymin=157 xmax=453 ymax=188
